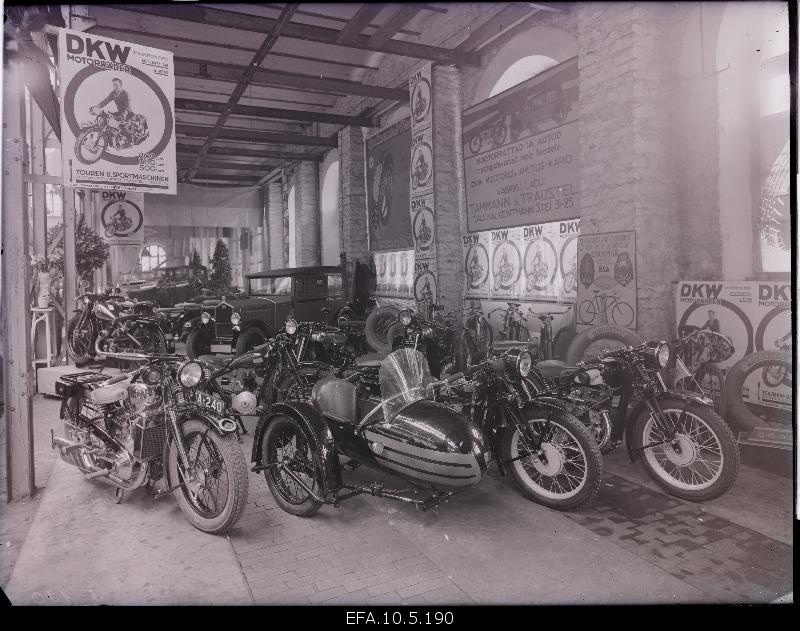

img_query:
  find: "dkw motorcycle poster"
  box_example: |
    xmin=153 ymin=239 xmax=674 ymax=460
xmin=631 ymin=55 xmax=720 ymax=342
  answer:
xmin=59 ymin=28 xmax=176 ymax=194
xmin=97 ymin=190 xmax=144 ymax=246
xmin=575 ymin=230 xmax=637 ymax=332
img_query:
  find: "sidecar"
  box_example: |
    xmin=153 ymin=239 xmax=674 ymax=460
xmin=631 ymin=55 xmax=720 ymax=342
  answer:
xmin=251 ymin=349 xmax=490 ymax=515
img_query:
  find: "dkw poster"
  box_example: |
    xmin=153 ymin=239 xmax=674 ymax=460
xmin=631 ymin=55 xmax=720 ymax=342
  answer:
xmin=59 ymin=28 xmax=176 ymax=193
xmin=97 ymin=190 xmax=144 ymax=245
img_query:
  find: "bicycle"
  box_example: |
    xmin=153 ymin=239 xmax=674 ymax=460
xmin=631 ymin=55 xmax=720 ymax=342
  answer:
xmin=487 ymin=302 xmax=529 ymax=342
xmin=577 ymin=290 xmax=634 ymax=328
xmin=526 ymin=305 xmax=574 ymax=361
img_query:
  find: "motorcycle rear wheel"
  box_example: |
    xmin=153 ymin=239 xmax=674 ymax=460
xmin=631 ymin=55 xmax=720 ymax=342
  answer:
xmin=260 ymin=415 xmax=323 ymax=517
xmin=67 ymin=313 xmax=94 ymax=366
xmin=632 ymin=396 xmax=740 ymax=502
xmin=502 ymin=408 xmax=602 ymax=511
xmin=167 ymin=419 xmax=248 ymax=534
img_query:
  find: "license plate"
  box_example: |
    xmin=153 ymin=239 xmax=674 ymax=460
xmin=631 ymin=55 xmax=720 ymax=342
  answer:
xmin=210 ymin=344 xmax=232 ymax=353
xmin=193 ymin=390 xmax=226 ymax=415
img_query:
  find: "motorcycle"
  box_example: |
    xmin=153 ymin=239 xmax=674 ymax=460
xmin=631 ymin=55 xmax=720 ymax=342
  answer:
xmin=53 ymin=352 xmax=249 ymax=533
xmin=75 ymin=107 xmax=149 ymax=165
xmin=67 ymin=282 xmax=169 ymax=365
xmin=534 ymin=341 xmax=741 ymax=501
xmin=251 ymin=346 xmax=602 ymax=516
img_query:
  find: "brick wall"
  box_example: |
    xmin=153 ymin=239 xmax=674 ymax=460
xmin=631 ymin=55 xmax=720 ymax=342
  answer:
xmin=267 ymin=181 xmax=284 ymax=269
xmin=294 ymin=161 xmax=320 ymax=267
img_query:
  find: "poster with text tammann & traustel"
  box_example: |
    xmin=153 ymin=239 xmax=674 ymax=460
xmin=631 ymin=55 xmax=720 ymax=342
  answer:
xmin=59 ymin=28 xmax=176 ymax=194
xmin=576 ymin=231 xmax=637 ymax=332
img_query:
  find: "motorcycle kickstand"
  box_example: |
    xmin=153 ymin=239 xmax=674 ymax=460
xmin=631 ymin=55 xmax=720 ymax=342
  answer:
xmin=114 ymin=487 xmax=125 ymax=504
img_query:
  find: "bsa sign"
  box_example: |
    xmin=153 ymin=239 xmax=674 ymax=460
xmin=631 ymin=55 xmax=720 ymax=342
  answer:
xmin=59 ymin=28 xmax=176 ymax=194
xmin=98 ymin=191 xmax=144 ymax=245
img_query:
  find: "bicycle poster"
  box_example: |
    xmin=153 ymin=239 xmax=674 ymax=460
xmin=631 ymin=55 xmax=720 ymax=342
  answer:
xmin=576 ymin=230 xmax=637 ymax=332
xmin=675 ymin=280 xmax=791 ymax=415
xmin=58 ymin=28 xmax=176 ymax=194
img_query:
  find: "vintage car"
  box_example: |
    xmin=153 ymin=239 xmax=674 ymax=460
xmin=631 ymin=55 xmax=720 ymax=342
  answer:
xmin=182 ymin=266 xmax=355 ymax=358
xmin=121 ymin=264 xmax=208 ymax=308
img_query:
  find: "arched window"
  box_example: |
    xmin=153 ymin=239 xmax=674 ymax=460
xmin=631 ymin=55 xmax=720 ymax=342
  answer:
xmin=320 ymin=157 xmax=340 ymax=266
xmin=489 ymin=55 xmax=559 ymax=97
xmin=287 ymin=185 xmax=296 ymax=267
xmin=140 ymin=243 xmax=166 ymax=272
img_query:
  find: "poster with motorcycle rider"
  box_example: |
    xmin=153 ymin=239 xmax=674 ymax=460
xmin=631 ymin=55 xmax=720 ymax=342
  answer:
xmin=462 ymin=231 xmax=491 ymax=300
xmin=58 ymin=28 xmax=176 ymax=194
xmin=575 ymin=230 xmax=637 ymax=332
xmin=520 ymin=218 xmax=579 ymax=303
xmin=674 ymin=280 xmax=791 ymax=415
xmin=489 ymin=227 xmax=524 ymax=301
xmin=97 ymin=190 xmax=144 ymax=245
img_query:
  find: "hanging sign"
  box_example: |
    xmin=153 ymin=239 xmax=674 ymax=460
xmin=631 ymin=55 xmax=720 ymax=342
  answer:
xmin=462 ymin=57 xmax=579 ymax=232
xmin=59 ymin=28 xmax=176 ymax=194
xmin=575 ymin=231 xmax=637 ymax=332
xmin=97 ymin=190 xmax=144 ymax=245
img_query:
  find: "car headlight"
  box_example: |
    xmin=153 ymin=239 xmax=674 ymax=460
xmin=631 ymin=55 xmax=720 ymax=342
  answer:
xmin=644 ymin=341 xmax=671 ymax=368
xmin=201 ymin=312 xmax=211 ymax=324
xmin=337 ymin=315 xmax=348 ymax=328
xmin=516 ymin=351 xmax=532 ymax=377
xmin=285 ymin=318 xmax=298 ymax=335
xmin=398 ymin=310 xmax=413 ymax=326
xmin=230 ymin=312 xmax=241 ymax=326
xmin=421 ymin=325 xmax=434 ymax=339
xmin=178 ymin=361 xmax=203 ymax=388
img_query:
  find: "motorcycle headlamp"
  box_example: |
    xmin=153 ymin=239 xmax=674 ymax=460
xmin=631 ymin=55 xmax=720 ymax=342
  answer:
xmin=516 ymin=351 xmax=532 ymax=378
xmin=201 ymin=312 xmax=211 ymax=324
xmin=285 ymin=318 xmax=298 ymax=335
xmin=644 ymin=341 xmax=671 ymax=368
xmin=398 ymin=310 xmax=413 ymax=326
xmin=178 ymin=361 xmax=203 ymax=388
xmin=144 ymin=367 xmax=162 ymax=385
xmin=230 ymin=312 xmax=241 ymax=326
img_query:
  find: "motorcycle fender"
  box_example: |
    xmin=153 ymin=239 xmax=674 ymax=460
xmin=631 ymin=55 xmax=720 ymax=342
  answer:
xmin=164 ymin=411 xmax=239 ymax=486
xmin=252 ymin=402 xmax=342 ymax=495
xmin=624 ymin=390 xmax=712 ymax=462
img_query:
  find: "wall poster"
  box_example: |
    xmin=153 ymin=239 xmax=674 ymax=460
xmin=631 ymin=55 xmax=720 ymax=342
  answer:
xmin=575 ymin=231 xmax=637 ymax=332
xmin=674 ymin=280 xmax=791 ymax=416
xmin=463 ymin=57 xmax=579 ymax=232
xmin=366 ymin=117 xmax=413 ymax=251
xmin=372 ymin=249 xmax=413 ymax=298
xmin=97 ymin=190 xmax=144 ymax=245
xmin=59 ymin=28 xmax=176 ymax=194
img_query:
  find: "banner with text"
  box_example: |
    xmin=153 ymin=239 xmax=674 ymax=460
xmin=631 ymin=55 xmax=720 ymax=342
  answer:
xmin=59 ymin=28 xmax=176 ymax=194
xmin=576 ymin=231 xmax=637 ymax=331
xmin=463 ymin=57 xmax=579 ymax=232
xmin=675 ymin=281 xmax=791 ymax=413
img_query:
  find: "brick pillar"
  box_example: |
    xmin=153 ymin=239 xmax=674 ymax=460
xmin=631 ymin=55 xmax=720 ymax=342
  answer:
xmin=431 ymin=65 xmax=466 ymax=317
xmin=294 ymin=161 xmax=320 ymax=266
xmin=338 ymin=126 xmax=369 ymax=290
xmin=577 ymin=3 xmax=681 ymax=338
xmin=268 ymin=181 xmax=284 ymax=269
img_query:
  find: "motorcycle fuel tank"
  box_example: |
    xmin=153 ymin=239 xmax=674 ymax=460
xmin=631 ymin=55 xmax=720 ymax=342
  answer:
xmin=362 ymin=400 xmax=489 ymax=488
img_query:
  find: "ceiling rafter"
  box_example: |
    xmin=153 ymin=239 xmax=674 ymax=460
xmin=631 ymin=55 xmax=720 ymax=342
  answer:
xmin=177 ymin=123 xmax=337 ymax=148
xmin=367 ymin=5 xmax=423 ymax=49
xmin=336 ymin=4 xmax=383 ymax=44
xmin=455 ymin=4 xmax=539 ymax=52
xmin=185 ymin=4 xmax=298 ymax=182
xmin=111 ymin=4 xmax=480 ymax=66
xmin=175 ymin=143 xmax=325 ymax=162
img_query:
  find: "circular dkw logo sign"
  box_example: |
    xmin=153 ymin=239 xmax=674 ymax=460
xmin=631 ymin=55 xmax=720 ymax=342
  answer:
xmin=101 ymin=198 xmax=143 ymax=238
xmin=410 ymin=142 xmax=433 ymax=191
xmin=464 ymin=244 xmax=489 ymax=290
xmin=414 ymin=270 xmax=437 ymax=303
xmin=492 ymin=240 xmax=521 ymax=291
xmin=411 ymin=76 xmax=431 ymax=125
xmin=413 ymin=205 xmax=435 ymax=254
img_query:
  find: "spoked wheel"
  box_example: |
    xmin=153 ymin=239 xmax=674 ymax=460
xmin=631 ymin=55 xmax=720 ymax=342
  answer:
xmin=261 ymin=415 xmax=323 ymax=516
xmin=632 ymin=396 xmax=739 ymax=501
xmin=67 ymin=313 xmax=94 ymax=365
xmin=168 ymin=419 xmax=248 ymax=533
xmin=502 ymin=407 xmax=602 ymax=510
xmin=76 ymin=130 xmax=106 ymax=164
xmin=128 ymin=323 xmax=166 ymax=355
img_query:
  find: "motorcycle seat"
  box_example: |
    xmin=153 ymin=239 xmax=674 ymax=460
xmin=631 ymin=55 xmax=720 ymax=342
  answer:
xmin=354 ymin=353 xmax=387 ymax=368
xmin=196 ymin=354 xmax=230 ymax=368
xmin=493 ymin=340 xmax=537 ymax=351
xmin=535 ymin=360 xmax=578 ymax=380
xmin=311 ymin=377 xmax=357 ymax=424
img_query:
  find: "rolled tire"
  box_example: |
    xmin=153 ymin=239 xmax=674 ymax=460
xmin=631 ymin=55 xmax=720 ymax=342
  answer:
xmin=724 ymin=351 xmax=792 ymax=431
xmin=364 ymin=306 xmax=400 ymax=353
xmin=167 ymin=419 xmax=249 ymax=534
xmin=235 ymin=328 xmax=267 ymax=356
xmin=632 ymin=395 xmax=740 ymax=502
xmin=185 ymin=329 xmax=210 ymax=359
xmin=565 ymin=324 xmax=644 ymax=365
xmin=259 ymin=415 xmax=324 ymax=517
xmin=553 ymin=326 xmax=576 ymax=361
xmin=502 ymin=405 xmax=603 ymax=511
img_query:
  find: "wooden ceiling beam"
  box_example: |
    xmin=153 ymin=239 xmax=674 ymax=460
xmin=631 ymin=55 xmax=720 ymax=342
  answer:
xmin=185 ymin=4 xmax=297 ymax=182
xmin=367 ymin=5 xmax=423 ymax=49
xmin=455 ymin=4 xmax=538 ymax=52
xmin=337 ymin=4 xmax=383 ymax=44
xmin=175 ymin=57 xmax=408 ymax=101
xmin=177 ymin=124 xmax=337 ymax=148
xmin=112 ymin=4 xmax=479 ymax=66
xmin=175 ymin=143 xmax=325 ymax=162
xmin=175 ymin=97 xmax=376 ymax=127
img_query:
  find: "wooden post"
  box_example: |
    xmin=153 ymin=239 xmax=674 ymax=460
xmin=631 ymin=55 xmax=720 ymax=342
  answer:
xmin=2 ymin=59 xmax=36 ymax=499
xmin=63 ymin=188 xmax=77 ymax=364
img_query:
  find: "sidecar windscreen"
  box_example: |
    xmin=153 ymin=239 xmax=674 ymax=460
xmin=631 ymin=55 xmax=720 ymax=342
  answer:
xmin=379 ymin=348 xmax=433 ymax=424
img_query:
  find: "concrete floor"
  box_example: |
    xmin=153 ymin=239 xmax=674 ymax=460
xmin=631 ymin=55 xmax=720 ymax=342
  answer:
xmin=0 ymin=393 xmax=794 ymax=605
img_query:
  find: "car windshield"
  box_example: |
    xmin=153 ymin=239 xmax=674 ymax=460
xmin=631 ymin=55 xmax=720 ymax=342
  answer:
xmin=379 ymin=348 xmax=434 ymax=425
xmin=249 ymin=276 xmax=292 ymax=296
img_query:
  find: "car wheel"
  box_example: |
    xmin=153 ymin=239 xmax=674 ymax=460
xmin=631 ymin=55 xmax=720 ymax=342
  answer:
xmin=185 ymin=329 xmax=211 ymax=359
xmin=235 ymin=328 xmax=267 ymax=356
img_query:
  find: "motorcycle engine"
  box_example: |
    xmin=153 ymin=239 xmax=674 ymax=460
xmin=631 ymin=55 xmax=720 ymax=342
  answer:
xmin=127 ymin=382 xmax=162 ymax=413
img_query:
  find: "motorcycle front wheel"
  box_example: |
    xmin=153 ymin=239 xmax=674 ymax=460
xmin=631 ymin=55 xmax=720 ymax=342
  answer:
xmin=67 ymin=313 xmax=95 ymax=366
xmin=502 ymin=407 xmax=602 ymax=510
xmin=75 ymin=129 xmax=106 ymax=165
xmin=167 ymin=419 xmax=248 ymax=534
xmin=632 ymin=396 xmax=740 ymax=502
xmin=260 ymin=415 xmax=323 ymax=516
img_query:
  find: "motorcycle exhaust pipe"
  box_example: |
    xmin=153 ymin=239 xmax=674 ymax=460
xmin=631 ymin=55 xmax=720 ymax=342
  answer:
xmin=85 ymin=469 xmax=111 ymax=480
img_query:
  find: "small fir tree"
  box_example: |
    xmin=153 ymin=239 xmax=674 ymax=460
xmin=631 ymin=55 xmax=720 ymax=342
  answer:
xmin=209 ymin=239 xmax=232 ymax=294
xmin=191 ymin=248 xmax=202 ymax=267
